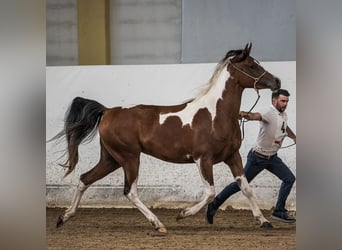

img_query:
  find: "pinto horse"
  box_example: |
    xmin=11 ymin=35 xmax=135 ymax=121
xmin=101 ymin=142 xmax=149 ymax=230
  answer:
xmin=52 ymin=43 xmax=280 ymax=233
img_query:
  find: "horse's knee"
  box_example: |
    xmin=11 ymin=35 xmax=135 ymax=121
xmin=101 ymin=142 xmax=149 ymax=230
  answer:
xmin=126 ymin=191 xmax=138 ymax=202
xmin=124 ymin=179 xmax=139 ymax=203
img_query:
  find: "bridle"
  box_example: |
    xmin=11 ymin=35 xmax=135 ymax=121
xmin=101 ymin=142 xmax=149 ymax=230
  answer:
xmin=227 ymin=58 xmax=267 ymax=94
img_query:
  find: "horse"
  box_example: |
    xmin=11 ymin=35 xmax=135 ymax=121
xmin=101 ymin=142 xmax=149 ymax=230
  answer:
xmin=51 ymin=43 xmax=280 ymax=233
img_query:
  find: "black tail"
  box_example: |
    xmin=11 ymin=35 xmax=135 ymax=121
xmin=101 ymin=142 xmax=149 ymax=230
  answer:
xmin=51 ymin=97 xmax=107 ymax=176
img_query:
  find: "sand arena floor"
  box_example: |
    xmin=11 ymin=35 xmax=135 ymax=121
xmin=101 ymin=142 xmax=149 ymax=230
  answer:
xmin=47 ymin=207 xmax=295 ymax=249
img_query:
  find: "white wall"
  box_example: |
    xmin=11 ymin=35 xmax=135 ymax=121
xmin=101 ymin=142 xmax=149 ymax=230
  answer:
xmin=46 ymin=61 xmax=296 ymax=210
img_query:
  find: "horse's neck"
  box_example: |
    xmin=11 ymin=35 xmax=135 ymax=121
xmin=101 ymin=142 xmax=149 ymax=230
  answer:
xmin=217 ymin=78 xmax=244 ymax=119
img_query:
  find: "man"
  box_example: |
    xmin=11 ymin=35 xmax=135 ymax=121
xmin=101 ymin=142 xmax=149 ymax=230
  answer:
xmin=206 ymin=89 xmax=296 ymax=224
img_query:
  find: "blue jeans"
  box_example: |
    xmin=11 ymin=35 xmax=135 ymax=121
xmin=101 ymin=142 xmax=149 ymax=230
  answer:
xmin=212 ymin=149 xmax=296 ymax=212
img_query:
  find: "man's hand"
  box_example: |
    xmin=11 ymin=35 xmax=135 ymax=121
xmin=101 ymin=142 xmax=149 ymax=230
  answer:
xmin=238 ymin=111 xmax=262 ymax=121
xmin=239 ymin=111 xmax=247 ymax=120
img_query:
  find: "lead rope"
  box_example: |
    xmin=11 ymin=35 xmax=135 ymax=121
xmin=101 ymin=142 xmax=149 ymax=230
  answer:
xmin=240 ymin=88 xmax=260 ymax=141
xmin=280 ymin=143 xmax=296 ymax=149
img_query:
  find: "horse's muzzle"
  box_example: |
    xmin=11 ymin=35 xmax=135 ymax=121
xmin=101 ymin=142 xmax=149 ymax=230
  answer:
xmin=270 ymin=77 xmax=281 ymax=91
xmin=275 ymin=77 xmax=281 ymax=90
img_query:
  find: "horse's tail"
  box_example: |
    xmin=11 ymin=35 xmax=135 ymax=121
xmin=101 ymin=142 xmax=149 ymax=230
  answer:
xmin=51 ymin=97 xmax=107 ymax=177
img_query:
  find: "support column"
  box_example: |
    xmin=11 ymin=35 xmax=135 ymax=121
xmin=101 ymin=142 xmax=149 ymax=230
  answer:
xmin=77 ymin=0 xmax=110 ymax=65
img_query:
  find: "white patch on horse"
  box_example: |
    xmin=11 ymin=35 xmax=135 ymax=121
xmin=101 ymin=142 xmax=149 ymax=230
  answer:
xmin=236 ymin=175 xmax=253 ymax=198
xmin=178 ymin=158 xmax=215 ymax=217
xmin=235 ymin=175 xmax=269 ymax=224
xmin=194 ymin=159 xmax=215 ymax=200
xmin=126 ymin=179 xmax=165 ymax=229
xmin=63 ymin=180 xmax=88 ymax=221
xmin=159 ymin=70 xmax=230 ymax=127
xmin=122 ymin=104 xmax=138 ymax=109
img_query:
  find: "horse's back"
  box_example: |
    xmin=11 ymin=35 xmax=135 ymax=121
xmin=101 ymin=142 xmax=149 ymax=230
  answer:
xmin=98 ymin=104 xmax=182 ymax=143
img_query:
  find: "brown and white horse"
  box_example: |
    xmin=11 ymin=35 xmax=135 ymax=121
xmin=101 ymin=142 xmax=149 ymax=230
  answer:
xmin=52 ymin=43 xmax=280 ymax=233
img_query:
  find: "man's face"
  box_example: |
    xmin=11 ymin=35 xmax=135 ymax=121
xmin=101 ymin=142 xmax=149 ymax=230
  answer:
xmin=272 ymin=94 xmax=289 ymax=112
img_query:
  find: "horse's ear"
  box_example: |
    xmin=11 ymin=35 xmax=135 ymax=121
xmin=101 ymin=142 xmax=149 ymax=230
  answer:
xmin=247 ymin=43 xmax=252 ymax=55
xmin=243 ymin=43 xmax=249 ymax=53
xmin=244 ymin=43 xmax=252 ymax=56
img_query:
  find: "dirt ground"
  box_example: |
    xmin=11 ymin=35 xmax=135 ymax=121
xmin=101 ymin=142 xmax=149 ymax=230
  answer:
xmin=46 ymin=207 xmax=296 ymax=250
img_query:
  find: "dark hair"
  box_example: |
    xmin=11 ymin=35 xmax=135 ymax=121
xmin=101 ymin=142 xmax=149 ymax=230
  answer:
xmin=272 ymin=89 xmax=290 ymax=99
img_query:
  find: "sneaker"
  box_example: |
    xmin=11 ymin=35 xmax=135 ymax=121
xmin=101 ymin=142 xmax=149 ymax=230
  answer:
xmin=205 ymin=202 xmax=217 ymax=224
xmin=271 ymin=211 xmax=296 ymax=223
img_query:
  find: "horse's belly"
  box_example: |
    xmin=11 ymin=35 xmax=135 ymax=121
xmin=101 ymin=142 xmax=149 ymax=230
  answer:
xmin=142 ymin=139 xmax=194 ymax=164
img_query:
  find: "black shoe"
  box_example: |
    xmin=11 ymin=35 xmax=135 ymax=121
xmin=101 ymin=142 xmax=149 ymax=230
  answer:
xmin=205 ymin=202 xmax=217 ymax=224
xmin=271 ymin=211 xmax=296 ymax=223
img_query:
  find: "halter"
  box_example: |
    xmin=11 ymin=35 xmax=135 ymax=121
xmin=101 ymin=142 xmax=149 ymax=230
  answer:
xmin=227 ymin=58 xmax=267 ymax=94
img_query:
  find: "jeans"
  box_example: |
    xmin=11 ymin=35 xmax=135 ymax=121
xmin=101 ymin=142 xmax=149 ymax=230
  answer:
xmin=212 ymin=149 xmax=296 ymax=212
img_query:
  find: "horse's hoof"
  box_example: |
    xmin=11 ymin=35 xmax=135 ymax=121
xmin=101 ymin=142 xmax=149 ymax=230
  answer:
xmin=147 ymin=227 xmax=168 ymax=237
xmin=260 ymin=221 xmax=273 ymax=229
xmin=56 ymin=215 xmax=64 ymax=228
xmin=157 ymin=227 xmax=168 ymax=234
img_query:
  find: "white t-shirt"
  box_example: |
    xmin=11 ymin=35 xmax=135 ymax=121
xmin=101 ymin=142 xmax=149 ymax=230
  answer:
xmin=253 ymin=105 xmax=288 ymax=156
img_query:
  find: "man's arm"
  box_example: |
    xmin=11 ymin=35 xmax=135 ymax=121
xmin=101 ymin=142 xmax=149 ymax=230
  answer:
xmin=286 ymin=126 xmax=296 ymax=143
xmin=239 ymin=111 xmax=262 ymax=121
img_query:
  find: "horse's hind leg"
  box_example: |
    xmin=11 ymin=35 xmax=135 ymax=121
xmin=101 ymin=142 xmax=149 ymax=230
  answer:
xmin=57 ymin=143 xmax=120 ymax=228
xmin=122 ymin=157 xmax=167 ymax=234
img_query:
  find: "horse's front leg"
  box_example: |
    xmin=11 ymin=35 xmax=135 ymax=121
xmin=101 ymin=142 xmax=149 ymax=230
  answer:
xmin=123 ymin=157 xmax=167 ymax=234
xmin=177 ymin=156 xmax=215 ymax=220
xmin=225 ymin=151 xmax=272 ymax=228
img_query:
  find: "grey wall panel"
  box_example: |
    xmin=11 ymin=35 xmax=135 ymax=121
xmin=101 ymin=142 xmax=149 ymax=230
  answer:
xmin=46 ymin=0 xmax=78 ymax=66
xmin=182 ymin=0 xmax=295 ymax=62
xmin=110 ymin=0 xmax=182 ymax=64
xmin=46 ymin=0 xmax=295 ymax=65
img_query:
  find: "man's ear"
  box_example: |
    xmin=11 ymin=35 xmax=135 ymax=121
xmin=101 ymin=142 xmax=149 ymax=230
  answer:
xmin=272 ymin=98 xmax=277 ymax=106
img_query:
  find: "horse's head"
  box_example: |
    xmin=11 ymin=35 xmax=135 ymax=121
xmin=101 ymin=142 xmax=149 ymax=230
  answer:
xmin=225 ymin=43 xmax=281 ymax=91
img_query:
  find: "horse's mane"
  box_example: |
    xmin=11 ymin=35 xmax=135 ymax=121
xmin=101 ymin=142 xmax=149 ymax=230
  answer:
xmin=194 ymin=50 xmax=243 ymax=100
